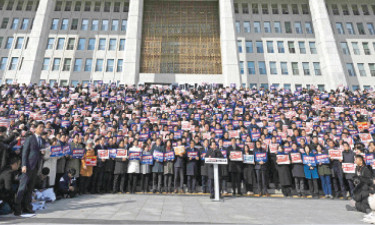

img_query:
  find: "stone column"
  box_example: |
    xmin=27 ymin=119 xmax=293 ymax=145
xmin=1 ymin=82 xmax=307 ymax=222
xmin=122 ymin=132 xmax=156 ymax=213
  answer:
xmin=122 ymin=0 xmax=144 ymax=85
xmin=309 ymin=0 xmax=347 ymax=90
xmin=219 ymin=0 xmax=242 ymax=87
xmin=17 ymin=0 xmax=54 ymax=84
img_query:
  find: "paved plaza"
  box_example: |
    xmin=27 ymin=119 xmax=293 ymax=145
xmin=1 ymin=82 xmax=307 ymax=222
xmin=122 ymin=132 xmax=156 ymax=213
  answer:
xmin=0 ymin=194 xmax=366 ymax=224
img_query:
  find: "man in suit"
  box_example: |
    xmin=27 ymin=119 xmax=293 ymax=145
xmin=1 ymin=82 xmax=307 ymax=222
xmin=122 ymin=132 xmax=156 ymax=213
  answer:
xmin=14 ymin=122 xmax=45 ymax=216
xmin=206 ymin=141 xmax=224 ymax=199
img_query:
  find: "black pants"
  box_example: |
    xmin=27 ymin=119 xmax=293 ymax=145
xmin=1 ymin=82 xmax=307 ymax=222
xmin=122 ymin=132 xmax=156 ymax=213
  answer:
xmin=152 ymin=173 xmax=163 ymax=192
xmin=187 ymin=175 xmax=196 ymax=192
xmin=174 ymin=167 xmax=184 ymax=191
xmin=54 ymin=173 xmax=64 ymax=193
xmin=281 ymin=185 xmax=292 ymax=197
xmin=332 ymin=166 xmax=346 ymax=197
xmin=113 ymin=174 xmax=126 ymax=193
xmin=15 ymin=168 xmax=38 ymax=212
xmin=140 ymin=174 xmax=150 ymax=192
xmin=294 ymin=177 xmax=305 ymax=195
xmin=58 ymin=187 xmax=77 ymax=198
xmin=308 ymin=179 xmax=319 ymax=196
xmin=164 ymin=174 xmax=173 ymax=192
xmin=269 ymin=157 xmax=279 ymax=186
xmin=91 ymin=166 xmax=104 ymax=193
xmin=256 ymin=169 xmax=268 ymax=194
xmin=231 ymin=172 xmax=241 ymax=194
xmin=128 ymin=173 xmax=138 ymax=193
xmin=103 ymin=172 xmax=113 ymax=193
xmin=245 ymin=183 xmax=254 ymax=192
xmin=79 ymin=176 xmax=91 ymax=194
xmin=356 ymin=200 xmax=370 ymax=213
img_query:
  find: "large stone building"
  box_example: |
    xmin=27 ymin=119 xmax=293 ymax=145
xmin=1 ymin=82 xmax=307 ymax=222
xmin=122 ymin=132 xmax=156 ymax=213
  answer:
xmin=0 ymin=0 xmax=374 ymax=91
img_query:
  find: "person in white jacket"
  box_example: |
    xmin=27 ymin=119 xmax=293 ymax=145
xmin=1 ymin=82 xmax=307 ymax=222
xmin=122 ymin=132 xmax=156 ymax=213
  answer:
xmin=127 ymin=139 xmax=142 ymax=193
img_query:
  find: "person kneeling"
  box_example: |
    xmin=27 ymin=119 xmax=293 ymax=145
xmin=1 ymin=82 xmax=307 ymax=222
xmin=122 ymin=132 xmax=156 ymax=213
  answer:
xmin=58 ymin=169 xmax=77 ymax=199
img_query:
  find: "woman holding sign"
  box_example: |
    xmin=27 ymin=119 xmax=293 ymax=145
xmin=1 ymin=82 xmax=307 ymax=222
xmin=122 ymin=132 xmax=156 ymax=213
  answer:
xmin=227 ymin=138 xmax=243 ymax=196
xmin=254 ymin=141 xmax=269 ymax=197
xmin=316 ymin=144 xmax=333 ymax=199
xmin=127 ymin=139 xmax=142 ymax=194
xmin=113 ymin=139 xmax=129 ymax=193
xmin=243 ymin=144 xmax=256 ymax=195
xmin=163 ymin=140 xmax=174 ymax=193
xmin=342 ymin=142 xmax=356 ymax=198
xmin=140 ymin=144 xmax=152 ymax=193
xmin=151 ymin=138 xmax=164 ymax=194
xmin=302 ymin=146 xmax=319 ymax=199
xmin=276 ymin=145 xmax=292 ymax=197
xmin=186 ymin=140 xmax=199 ymax=193
xmin=290 ymin=143 xmax=305 ymax=198
xmin=79 ymin=140 xmax=95 ymax=194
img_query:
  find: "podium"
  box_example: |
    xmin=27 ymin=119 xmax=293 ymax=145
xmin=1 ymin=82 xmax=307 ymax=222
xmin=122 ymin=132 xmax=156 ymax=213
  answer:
xmin=205 ymin=158 xmax=228 ymax=201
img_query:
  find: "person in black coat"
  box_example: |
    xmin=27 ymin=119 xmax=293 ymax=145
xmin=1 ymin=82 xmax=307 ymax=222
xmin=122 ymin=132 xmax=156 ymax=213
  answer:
xmin=0 ymin=157 xmax=20 ymax=211
xmin=276 ymin=145 xmax=293 ymax=197
xmin=91 ymin=137 xmax=106 ymax=194
xmin=186 ymin=140 xmax=199 ymax=193
xmin=14 ymin=122 xmax=45 ymax=216
xmin=227 ymin=138 xmax=243 ymax=196
xmin=206 ymin=141 xmax=224 ymax=199
xmin=58 ymin=168 xmax=77 ymax=198
xmin=254 ymin=140 xmax=269 ymax=196
xmin=342 ymin=142 xmax=355 ymax=197
xmin=174 ymin=140 xmax=186 ymax=193
xmin=218 ymin=139 xmax=229 ymax=194
xmin=199 ymin=139 xmax=210 ymax=193
xmin=243 ymin=144 xmax=256 ymax=195
xmin=113 ymin=139 xmax=129 ymax=193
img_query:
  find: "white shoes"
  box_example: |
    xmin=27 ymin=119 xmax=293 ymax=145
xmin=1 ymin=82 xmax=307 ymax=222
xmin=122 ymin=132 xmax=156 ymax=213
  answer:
xmin=362 ymin=213 xmax=375 ymax=224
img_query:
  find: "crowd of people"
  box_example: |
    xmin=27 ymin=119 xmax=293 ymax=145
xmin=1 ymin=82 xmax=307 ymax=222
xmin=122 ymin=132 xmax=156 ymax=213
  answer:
xmin=1 ymin=82 xmax=375 ymax=217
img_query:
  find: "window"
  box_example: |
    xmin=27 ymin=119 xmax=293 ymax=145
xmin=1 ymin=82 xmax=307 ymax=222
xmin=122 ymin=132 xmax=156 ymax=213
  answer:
xmin=25 ymin=0 xmax=33 ymax=11
xmin=292 ymin=62 xmax=299 ymax=75
xmin=5 ymin=79 xmax=13 ymax=84
xmin=106 ymin=59 xmax=114 ymax=72
xmin=77 ymin=38 xmax=85 ymax=50
xmin=55 ymin=1 xmax=62 ymax=11
xmin=56 ymin=38 xmax=65 ymax=50
xmin=1 ymin=18 xmax=9 ymax=29
xmin=302 ymin=62 xmax=310 ymax=75
xmin=245 ymin=41 xmax=253 ymax=53
xmin=109 ymin=39 xmax=116 ymax=51
xmin=260 ymin=84 xmax=269 ymax=90
xmin=292 ymin=4 xmax=299 ymax=14
xmin=346 ymin=23 xmax=355 ymax=34
xmin=342 ymin=4 xmax=350 ymax=15
xmin=352 ymin=85 xmax=360 ymax=91
xmin=261 ymin=4 xmax=268 ymax=14
xmin=237 ymin=40 xmax=242 ymax=53
xmin=299 ymin=42 xmax=306 ymax=54
xmin=250 ymin=83 xmax=257 ymax=89
xmin=362 ymin=5 xmax=370 ymax=15
xmin=74 ymin=58 xmax=82 ymax=72
xmin=84 ymin=1 xmax=91 ymax=11
xmin=15 ymin=37 xmax=23 ymax=49
xmin=305 ymin=22 xmax=313 ymax=34
xmin=46 ymin=38 xmax=54 ymax=49
xmin=358 ymin=63 xmax=366 ymax=76
xmin=266 ymin=41 xmax=274 ymax=53
xmin=294 ymin=22 xmax=302 ymax=34
xmin=281 ymin=4 xmax=289 ymax=14
xmin=63 ymin=58 xmax=71 ymax=71
xmin=234 ymin=3 xmax=239 ymax=13
xmin=65 ymin=1 xmax=72 ymax=11
xmin=281 ymin=62 xmax=288 ymax=75
xmin=317 ymin=85 xmax=325 ymax=92
xmin=98 ymin=38 xmax=106 ymax=50
xmin=67 ymin=38 xmax=75 ymax=50
xmin=302 ymin=4 xmax=309 ymax=14
xmin=272 ymin=4 xmax=278 ymax=14
xmin=74 ymin=1 xmax=81 ymax=11
xmin=284 ymin=84 xmax=291 ymax=90
xmin=119 ymin=39 xmax=125 ymax=51
xmin=336 ymin=23 xmax=344 ymax=34
xmin=357 ymin=23 xmax=366 ymax=35
xmin=247 ymin=61 xmax=255 ymax=74
xmin=16 ymin=0 xmax=24 ymax=10
xmin=0 ymin=57 xmax=8 ymax=70
xmin=19 ymin=18 xmax=29 ymax=30
xmin=274 ymin=22 xmax=281 ymax=33
xmin=88 ymin=38 xmax=95 ymax=50
xmin=116 ymin=59 xmax=123 ymax=72
xmin=363 ymin=42 xmax=371 ymax=55
xmin=114 ymin=2 xmax=120 ymax=12
xmin=341 ymin=42 xmax=350 ymax=55
xmin=277 ymin=41 xmax=285 ymax=53
xmin=254 ymin=22 xmax=261 ymax=33
xmin=81 ymin=19 xmax=89 ymax=30
xmin=121 ymin=20 xmax=127 ymax=31
xmin=71 ymin=19 xmax=78 ymax=30
xmin=352 ymin=42 xmax=360 ymax=55
xmin=0 ymin=37 xmax=3 ymax=48
xmin=61 ymin=19 xmax=69 ymax=30
xmin=368 ymin=23 xmax=375 ymax=35
xmin=101 ymin=20 xmax=109 ymax=31
xmin=364 ymin=85 xmax=371 ymax=90
xmin=252 ymin=3 xmax=259 ymax=14
xmin=9 ymin=18 xmax=18 ymax=31
xmin=309 ymin=42 xmax=317 ymax=54
xmin=243 ymin=22 xmax=250 ymax=33
xmin=239 ymin=61 xmax=244 ymax=74
xmin=91 ymin=20 xmax=99 ymax=31
xmin=235 ymin=21 xmax=240 ymax=33
xmin=352 ymin=4 xmax=360 ymax=15
xmin=95 ymin=59 xmax=104 ymax=71
xmin=51 ymin=19 xmax=59 ymax=30
xmin=84 ymin=58 xmax=92 ymax=71
xmin=42 ymin=58 xmax=50 ymax=70
xmin=285 ymin=22 xmax=292 ymax=33
xmin=369 ymin=63 xmax=375 ymax=76
xmin=264 ymin=22 xmax=271 ymax=33
xmin=104 ymin=2 xmax=111 ymax=12
xmin=9 ymin=57 xmax=18 ymax=70
xmin=258 ymin=61 xmax=266 ymax=75
xmin=123 ymin=2 xmax=129 ymax=12
xmin=269 ymin=62 xmax=277 ymax=74
xmin=94 ymin=1 xmax=101 ymax=12
xmin=5 ymin=37 xmax=13 ymax=49
xmin=242 ymin=3 xmax=249 ymax=14
xmin=288 ymin=41 xmax=295 ymax=54
xmin=332 ymin=4 xmax=339 ymax=15
xmin=346 ymin=63 xmax=356 ymax=76
xmin=111 ymin=20 xmax=119 ymax=31
xmin=256 ymin=41 xmax=263 ymax=53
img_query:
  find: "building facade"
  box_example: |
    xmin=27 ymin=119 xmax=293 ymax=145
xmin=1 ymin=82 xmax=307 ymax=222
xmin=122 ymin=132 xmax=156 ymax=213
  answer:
xmin=0 ymin=0 xmax=374 ymax=91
